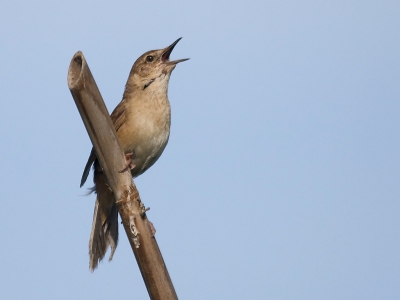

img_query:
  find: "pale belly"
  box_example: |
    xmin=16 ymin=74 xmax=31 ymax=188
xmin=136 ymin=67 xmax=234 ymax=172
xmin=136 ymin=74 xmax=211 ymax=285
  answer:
xmin=117 ymin=102 xmax=171 ymax=178
xmin=131 ymin=126 xmax=170 ymax=177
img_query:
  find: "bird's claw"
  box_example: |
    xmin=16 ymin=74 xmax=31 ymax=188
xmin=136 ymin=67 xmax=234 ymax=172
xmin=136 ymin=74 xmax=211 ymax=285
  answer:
xmin=119 ymin=152 xmax=136 ymax=173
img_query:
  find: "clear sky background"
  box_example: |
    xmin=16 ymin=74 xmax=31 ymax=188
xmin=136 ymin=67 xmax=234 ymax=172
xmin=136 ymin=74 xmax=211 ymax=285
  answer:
xmin=1 ymin=1 xmax=399 ymax=299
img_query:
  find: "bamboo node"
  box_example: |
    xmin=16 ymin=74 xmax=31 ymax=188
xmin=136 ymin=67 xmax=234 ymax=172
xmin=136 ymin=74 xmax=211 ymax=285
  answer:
xmin=116 ymin=185 xmax=140 ymax=205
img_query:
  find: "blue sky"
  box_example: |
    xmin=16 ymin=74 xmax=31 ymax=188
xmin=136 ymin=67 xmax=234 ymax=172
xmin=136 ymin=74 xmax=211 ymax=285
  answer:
xmin=1 ymin=0 xmax=399 ymax=299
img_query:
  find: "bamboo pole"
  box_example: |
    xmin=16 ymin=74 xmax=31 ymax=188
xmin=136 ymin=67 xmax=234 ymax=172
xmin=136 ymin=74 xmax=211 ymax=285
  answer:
xmin=67 ymin=51 xmax=178 ymax=300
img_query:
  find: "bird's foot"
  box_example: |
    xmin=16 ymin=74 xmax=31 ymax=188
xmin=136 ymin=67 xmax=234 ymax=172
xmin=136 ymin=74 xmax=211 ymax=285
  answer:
xmin=119 ymin=152 xmax=136 ymax=173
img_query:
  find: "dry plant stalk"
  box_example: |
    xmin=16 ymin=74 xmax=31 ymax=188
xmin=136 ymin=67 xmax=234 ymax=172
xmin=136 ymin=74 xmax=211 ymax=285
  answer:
xmin=68 ymin=51 xmax=178 ymax=300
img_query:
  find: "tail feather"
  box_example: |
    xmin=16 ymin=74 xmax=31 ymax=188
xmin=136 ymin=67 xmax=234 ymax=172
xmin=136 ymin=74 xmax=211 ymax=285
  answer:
xmin=106 ymin=204 xmax=119 ymax=261
xmin=81 ymin=148 xmax=96 ymax=188
xmin=89 ymin=200 xmax=107 ymax=270
xmin=88 ymin=160 xmax=119 ymax=271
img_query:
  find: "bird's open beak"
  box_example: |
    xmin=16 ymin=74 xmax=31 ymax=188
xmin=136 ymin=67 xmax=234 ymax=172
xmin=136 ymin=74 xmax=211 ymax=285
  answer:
xmin=161 ymin=38 xmax=189 ymax=65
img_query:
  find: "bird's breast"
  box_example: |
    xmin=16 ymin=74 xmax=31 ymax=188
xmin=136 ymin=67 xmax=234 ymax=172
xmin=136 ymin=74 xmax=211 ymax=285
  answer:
xmin=118 ymin=95 xmax=171 ymax=177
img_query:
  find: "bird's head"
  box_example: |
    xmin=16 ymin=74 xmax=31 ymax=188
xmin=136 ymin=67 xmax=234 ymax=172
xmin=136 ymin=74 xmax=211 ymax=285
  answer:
xmin=126 ymin=38 xmax=189 ymax=92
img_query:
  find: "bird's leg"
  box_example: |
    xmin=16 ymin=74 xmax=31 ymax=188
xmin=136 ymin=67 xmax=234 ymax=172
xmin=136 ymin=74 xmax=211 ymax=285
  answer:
xmin=119 ymin=152 xmax=136 ymax=173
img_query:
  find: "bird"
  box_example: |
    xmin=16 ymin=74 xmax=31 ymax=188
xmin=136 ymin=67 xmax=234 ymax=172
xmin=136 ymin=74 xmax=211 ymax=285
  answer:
xmin=80 ymin=38 xmax=189 ymax=271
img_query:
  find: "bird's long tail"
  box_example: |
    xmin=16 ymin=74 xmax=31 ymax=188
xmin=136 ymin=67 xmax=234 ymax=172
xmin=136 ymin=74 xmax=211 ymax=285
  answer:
xmin=89 ymin=160 xmax=119 ymax=271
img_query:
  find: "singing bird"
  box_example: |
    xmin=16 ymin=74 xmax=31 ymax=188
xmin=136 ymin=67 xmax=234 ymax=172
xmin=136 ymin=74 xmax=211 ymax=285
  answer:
xmin=80 ymin=38 xmax=189 ymax=271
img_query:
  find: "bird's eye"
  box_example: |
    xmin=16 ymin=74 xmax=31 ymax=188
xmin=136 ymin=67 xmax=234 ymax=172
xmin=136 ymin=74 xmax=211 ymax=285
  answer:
xmin=146 ymin=55 xmax=154 ymax=62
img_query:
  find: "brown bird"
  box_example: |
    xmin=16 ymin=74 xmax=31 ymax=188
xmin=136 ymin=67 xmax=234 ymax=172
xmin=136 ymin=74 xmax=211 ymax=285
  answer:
xmin=80 ymin=38 xmax=188 ymax=271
